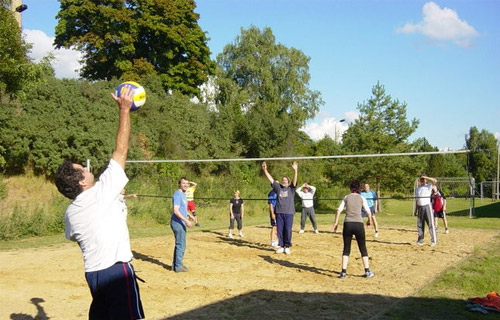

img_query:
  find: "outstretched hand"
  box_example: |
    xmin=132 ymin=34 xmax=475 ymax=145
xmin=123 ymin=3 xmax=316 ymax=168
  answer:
xmin=292 ymin=161 xmax=298 ymax=170
xmin=261 ymin=162 xmax=267 ymax=170
xmin=111 ymin=85 xmax=134 ymax=111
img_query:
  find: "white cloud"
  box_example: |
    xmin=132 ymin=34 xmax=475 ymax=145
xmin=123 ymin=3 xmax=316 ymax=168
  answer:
xmin=301 ymin=113 xmax=358 ymax=142
xmin=396 ymin=1 xmax=479 ymax=48
xmin=23 ymin=29 xmax=82 ymax=79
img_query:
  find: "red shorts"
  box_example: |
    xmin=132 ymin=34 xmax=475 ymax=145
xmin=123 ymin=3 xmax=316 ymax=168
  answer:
xmin=188 ymin=201 xmax=196 ymax=212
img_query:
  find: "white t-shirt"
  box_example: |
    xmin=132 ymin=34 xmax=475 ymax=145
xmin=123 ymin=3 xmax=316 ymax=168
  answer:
xmin=296 ymin=186 xmax=316 ymax=208
xmin=416 ymin=183 xmax=433 ymax=206
xmin=65 ymin=159 xmax=132 ymax=272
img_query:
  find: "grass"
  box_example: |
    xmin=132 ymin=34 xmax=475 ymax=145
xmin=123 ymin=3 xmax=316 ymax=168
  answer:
xmin=378 ymin=234 xmax=500 ymax=320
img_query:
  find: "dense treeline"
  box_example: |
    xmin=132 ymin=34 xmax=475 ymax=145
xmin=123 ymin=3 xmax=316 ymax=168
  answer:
xmin=0 ymin=71 xmax=473 ymax=189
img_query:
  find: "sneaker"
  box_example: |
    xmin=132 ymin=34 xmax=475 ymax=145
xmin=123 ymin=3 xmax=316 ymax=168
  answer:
xmin=238 ymin=232 xmax=244 ymax=237
xmin=227 ymin=233 xmax=234 ymax=239
xmin=195 ymin=223 xmax=200 ymax=227
xmin=299 ymin=229 xmax=305 ymax=234
xmin=431 ymin=242 xmax=436 ymax=247
xmin=364 ymin=271 xmax=375 ymax=278
xmin=416 ymin=241 xmax=424 ymax=246
xmin=445 ymin=228 xmax=450 ymax=234
xmin=275 ymin=247 xmax=285 ymax=254
xmin=284 ymin=247 xmax=291 ymax=255
xmin=174 ymin=266 xmax=188 ymax=273
xmin=271 ymin=240 xmax=279 ymax=248
xmin=314 ymin=229 xmax=319 ymax=234
xmin=338 ymin=272 xmax=347 ymax=279
xmin=374 ymin=232 xmax=379 ymax=238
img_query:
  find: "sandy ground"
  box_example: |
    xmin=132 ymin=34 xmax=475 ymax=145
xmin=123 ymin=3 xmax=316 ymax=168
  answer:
xmin=1 ymin=224 xmax=498 ymax=320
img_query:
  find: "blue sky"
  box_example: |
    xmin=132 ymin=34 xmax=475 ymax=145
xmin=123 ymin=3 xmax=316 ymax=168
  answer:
xmin=20 ymin=0 xmax=500 ymax=150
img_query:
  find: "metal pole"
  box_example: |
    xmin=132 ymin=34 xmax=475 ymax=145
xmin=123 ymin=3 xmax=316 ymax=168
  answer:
xmin=334 ymin=119 xmax=345 ymax=143
xmin=497 ymin=142 xmax=499 ymax=200
xmin=10 ymin=0 xmax=27 ymax=28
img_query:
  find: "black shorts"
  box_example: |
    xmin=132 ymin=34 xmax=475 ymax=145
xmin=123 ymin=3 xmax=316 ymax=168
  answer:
xmin=434 ymin=210 xmax=446 ymax=218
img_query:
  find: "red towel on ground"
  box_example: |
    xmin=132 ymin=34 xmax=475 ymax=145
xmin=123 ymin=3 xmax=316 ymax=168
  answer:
xmin=470 ymin=292 xmax=500 ymax=312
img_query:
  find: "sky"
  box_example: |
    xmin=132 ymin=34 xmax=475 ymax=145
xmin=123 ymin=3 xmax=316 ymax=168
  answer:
xmin=19 ymin=0 xmax=500 ymax=151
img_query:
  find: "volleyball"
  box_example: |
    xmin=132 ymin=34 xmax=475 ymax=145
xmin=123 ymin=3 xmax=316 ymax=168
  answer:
xmin=116 ymin=81 xmax=146 ymax=111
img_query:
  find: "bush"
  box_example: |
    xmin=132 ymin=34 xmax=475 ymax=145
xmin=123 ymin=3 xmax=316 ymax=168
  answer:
xmin=0 ymin=178 xmax=7 ymax=200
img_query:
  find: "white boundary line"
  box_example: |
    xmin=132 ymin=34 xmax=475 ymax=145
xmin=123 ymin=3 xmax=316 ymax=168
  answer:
xmin=127 ymin=150 xmax=469 ymax=163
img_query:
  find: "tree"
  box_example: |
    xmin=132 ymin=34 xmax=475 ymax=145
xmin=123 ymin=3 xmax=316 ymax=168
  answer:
xmin=466 ymin=126 xmax=498 ymax=183
xmin=412 ymin=137 xmax=467 ymax=178
xmin=341 ymin=82 xmax=420 ymax=193
xmin=54 ymin=0 xmax=215 ymax=97
xmin=0 ymin=4 xmax=31 ymax=96
xmin=215 ymin=26 xmax=322 ymax=158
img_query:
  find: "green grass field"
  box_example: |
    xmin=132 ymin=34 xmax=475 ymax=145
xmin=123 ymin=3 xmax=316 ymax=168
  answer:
xmin=1 ymin=198 xmax=499 ymax=319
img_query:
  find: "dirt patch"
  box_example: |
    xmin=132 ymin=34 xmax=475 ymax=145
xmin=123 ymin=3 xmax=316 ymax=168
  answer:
xmin=1 ymin=224 xmax=497 ymax=319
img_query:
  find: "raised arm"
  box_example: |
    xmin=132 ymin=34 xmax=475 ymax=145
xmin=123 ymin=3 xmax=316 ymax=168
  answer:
xmin=309 ymin=184 xmax=316 ymax=195
xmin=291 ymin=161 xmax=298 ymax=186
xmin=261 ymin=162 xmax=274 ymax=184
xmin=422 ymin=175 xmax=437 ymax=185
xmin=111 ymin=85 xmax=134 ymax=169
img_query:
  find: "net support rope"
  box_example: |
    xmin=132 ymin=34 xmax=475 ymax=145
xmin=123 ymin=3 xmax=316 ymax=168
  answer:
xmin=127 ymin=150 xmax=469 ymax=163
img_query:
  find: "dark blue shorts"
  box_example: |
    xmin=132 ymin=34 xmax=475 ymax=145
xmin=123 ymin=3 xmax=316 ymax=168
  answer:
xmin=85 ymin=262 xmax=144 ymax=319
xmin=361 ymin=206 xmax=375 ymax=218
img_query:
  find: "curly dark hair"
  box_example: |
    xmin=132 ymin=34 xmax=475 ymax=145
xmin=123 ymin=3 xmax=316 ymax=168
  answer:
xmin=55 ymin=160 xmax=84 ymax=199
xmin=350 ymin=180 xmax=361 ymax=194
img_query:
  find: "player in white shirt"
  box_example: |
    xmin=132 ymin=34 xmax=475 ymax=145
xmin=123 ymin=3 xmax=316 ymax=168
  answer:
xmin=414 ymin=175 xmax=438 ymax=246
xmin=55 ymin=86 xmax=144 ymax=319
xmin=296 ymin=183 xmax=319 ymax=234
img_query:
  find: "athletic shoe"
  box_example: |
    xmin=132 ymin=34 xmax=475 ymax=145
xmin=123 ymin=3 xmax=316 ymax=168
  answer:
xmin=431 ymin=242 xmax=436 ymax=247
xmin=374 ymin=232 xmax=379 ymax=238
xmin=299 ymin=229 xmax=305 ymax=234
xmin=314 ymin=229 xmax=319 ymax=234
xmin=276 ymin=247 xmax=285 ymax=254
xmin=271 ymin=240 xmax=279 ymax=248
xmin=195 ymin=223 xmax=200 ymax=227
xmin=284 ymin=247 xmax=291 ymax=255
xmin=174 ymin=266 xmax=188 ymax=273
xmin=227 ymin=233 xmax=234 ymax=239
xmin=364 ymin=271 xmax=375 ymax=278
xmin=445 ymin=228 xmax=450 ymax=234
xmin=238 ymin=232 xmax=244 ymax=237
xmin=416 ymin=241 xmax=424 ymax=246
xmin=338 ymin=272 xmax=347 ymax=279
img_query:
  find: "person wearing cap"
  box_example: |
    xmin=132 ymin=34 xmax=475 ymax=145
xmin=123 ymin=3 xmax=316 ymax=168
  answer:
xmin=414 ymin=175 xmax=438 ymax=246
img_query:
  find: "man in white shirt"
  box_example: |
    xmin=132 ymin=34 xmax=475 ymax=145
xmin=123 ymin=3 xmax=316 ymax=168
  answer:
xmin=414 ymin=175 xmax=438 ymax=247
xmin=296 ymin=183 xmax=319 ymax=234
xmin=55 ymin=86 xmax=144 ymax=319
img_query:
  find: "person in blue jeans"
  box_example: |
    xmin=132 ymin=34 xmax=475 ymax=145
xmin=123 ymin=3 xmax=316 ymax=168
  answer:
xmin=261 ymin=161 xmax=298 ymax=255
xmin=171 ymin=177 xmax=195 ymax=272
